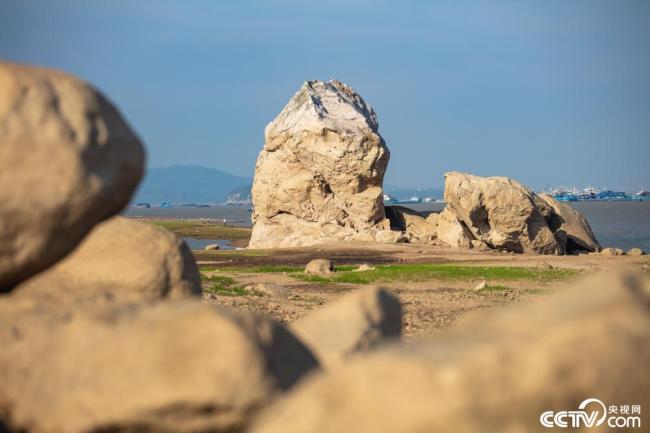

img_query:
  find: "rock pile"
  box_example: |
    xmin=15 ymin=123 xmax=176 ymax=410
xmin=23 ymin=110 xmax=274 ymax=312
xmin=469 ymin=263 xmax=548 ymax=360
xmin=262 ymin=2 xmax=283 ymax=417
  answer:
xmin=250 ymin=271 xmax=650 ymax=433
xmin=249 ymin=80 xmax=394 ymax=248
xmin=385 ymin=172 xmax=601 ymax=255
xmin=0 ymin=65 xmax=404 ymax=433
xmin=3 ymin=65 xmax=639 ymax=433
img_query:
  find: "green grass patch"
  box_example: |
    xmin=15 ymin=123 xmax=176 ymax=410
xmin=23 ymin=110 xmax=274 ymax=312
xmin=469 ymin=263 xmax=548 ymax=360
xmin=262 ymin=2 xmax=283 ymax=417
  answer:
xmin=291 ymin=264 xmax=580 ymax=284
xmin=202 ymin=263 xmax=579 ymax=285
xmin=143 ymin=219 xmax=251 ymax=239
xmin=200 ymin=249 xmax=268 ymax=257
xmin=201 ymin=274 xmax=263 ymax=297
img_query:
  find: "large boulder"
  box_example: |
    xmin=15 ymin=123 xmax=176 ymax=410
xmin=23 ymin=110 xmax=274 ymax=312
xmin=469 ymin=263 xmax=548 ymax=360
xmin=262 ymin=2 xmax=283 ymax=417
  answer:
xmin=0 ymin=299 xmax=319 ymax=433
xmin=444 ymin=172 xmax=569 ymax=254
xmin=538 ymin=194 xmax=601 ymax=253
xmin=0 ymin=62 xmax=145 ymax=291
xmin=290 ymin=287 xmax=401 ymax=368
xmin=249 ymin=80 xmax=390 ymax=248
xmin=13 ymin=217 xmax=201 ymax=305
xmin=445 ymin=172 xmax=600 ymax=254
xmin=250 ymin=272 xmax=650 ymax=433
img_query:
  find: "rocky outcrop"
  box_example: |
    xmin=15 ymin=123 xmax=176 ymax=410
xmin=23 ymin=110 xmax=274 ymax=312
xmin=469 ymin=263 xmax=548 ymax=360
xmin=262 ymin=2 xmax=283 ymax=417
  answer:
xmin=0 ymin=299 xmax=318 ymax=433
xmin=443 ymin=172 xmax=563 ymax=254
xmin=250 ymin=272 xmax=650 ymax=433
xmin=290 ymin=287 xmax=401 ymax=368
xmin=0 ymin=62 xmax=145 ymax=291
xmin=13 ymin=217 xmax=201 ymax=305
xmin=249 ymin=80 xmax=391 ymax=248
xmin=440 ymin=172 xmax=599 ymax=254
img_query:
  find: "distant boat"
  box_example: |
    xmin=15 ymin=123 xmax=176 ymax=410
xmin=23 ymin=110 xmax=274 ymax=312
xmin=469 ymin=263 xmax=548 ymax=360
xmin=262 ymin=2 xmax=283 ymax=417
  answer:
xmin=408 ymin=195 xmax=422 ymax=203
xmin=549 ymin=186 xmax=635 ymax=202
xmin=637 ymin=189 xmax=650 ymax=197
xmin=135 ymin=202 xmax=151 ymax=208
xmin=383 ymin=193 xmax=398 ymax=203
xmin=160 ymin=201 xmax=172 ymax=208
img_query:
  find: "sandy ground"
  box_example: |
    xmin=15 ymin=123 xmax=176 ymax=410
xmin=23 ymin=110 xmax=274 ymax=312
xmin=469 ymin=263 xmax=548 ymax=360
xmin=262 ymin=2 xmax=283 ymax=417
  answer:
xmin=195 ymin=242 xmax=650 ymax=338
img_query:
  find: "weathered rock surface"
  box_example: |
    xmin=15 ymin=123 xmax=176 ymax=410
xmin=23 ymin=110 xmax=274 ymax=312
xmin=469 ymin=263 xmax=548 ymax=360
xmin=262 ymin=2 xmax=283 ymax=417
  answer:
xmin=444 ymin=172 xmax=562 ymax=254
xmin=290 ymin=287 xmax=401 ymax=368
xmin=305 ymin=258 xmax=335 ymax=274
xmin=251 ymin=272 xmax=650 ymax=433
xmin=13 ymin=217 xmax=201 ymax=305
xmin=442 ymin=172 xmax=599 ymax=255
xmin=538 ymin=194 xmax=601 ymax=253
xmin=0 ymin=62 xmax=145 ymax=291
xmin=0 ymin=299 xmax=319 ymax=433
xmin=249 ymin=80 xmax=390 ymax=248
xmin=385 ymin=206 xmax=436 ymax=243
xmin=429 ymin=208 xmax=476 ymax=249
xmin=627 ymin=247 xmax=646 ymax=256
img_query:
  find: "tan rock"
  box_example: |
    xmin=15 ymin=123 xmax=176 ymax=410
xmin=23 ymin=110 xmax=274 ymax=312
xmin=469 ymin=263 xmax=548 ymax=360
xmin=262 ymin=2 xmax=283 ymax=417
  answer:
xmin=473 ymin=281 xmax=487 ymax=291
xmin=444 ymin=172 xmax=563 ymax=254
xmin=385 ymin=206 xmax=436 ymax=243
xmin=0 ymin=299 xmax=318 ymax=433
xmin=627 ymin=247 xmax=646 ymax=256
xmin=305 ymin=259 xmax=335 ymax=274
xmin=601 ymin=247 xmax=626 ymax=256
xmin=13 ymin=217 xmax=201 ymax=305
xmin=434 ymin=208 xmax=475 ymax=248
xmin=0 ymin=62 xmax=145 ymax=291
xmin=353 ymin=264 xmax=376 ymax=272
xmin=251 ymin=272 xmax=650 ymax=433
xmin=290 ymin=287 xmax=401 ymax=367
xmin=249 ymin=80 xmax=390 ymax=248
xmin=204 ymin=243 xmax=221 ymax=250
xmin=538 ymin=194 xmax=601 ymax=253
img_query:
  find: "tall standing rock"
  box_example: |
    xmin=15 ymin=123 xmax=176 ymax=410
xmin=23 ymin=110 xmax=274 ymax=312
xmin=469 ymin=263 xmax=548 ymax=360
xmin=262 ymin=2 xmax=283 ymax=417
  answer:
xmin=0 ymin=62 xmax=145 ymax=291
xmin=249 ymin=80 xmax=390 ymax=248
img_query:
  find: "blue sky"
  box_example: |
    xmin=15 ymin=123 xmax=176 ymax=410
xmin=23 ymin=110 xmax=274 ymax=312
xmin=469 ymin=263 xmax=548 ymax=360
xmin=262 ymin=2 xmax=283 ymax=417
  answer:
xmin=2 ymin=0 xmax=649 ymax=190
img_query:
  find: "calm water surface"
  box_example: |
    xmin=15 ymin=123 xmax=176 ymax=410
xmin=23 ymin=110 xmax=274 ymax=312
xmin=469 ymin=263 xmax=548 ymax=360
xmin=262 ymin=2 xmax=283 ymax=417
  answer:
xmin=125 ymin=202 xmax=650 ymax=252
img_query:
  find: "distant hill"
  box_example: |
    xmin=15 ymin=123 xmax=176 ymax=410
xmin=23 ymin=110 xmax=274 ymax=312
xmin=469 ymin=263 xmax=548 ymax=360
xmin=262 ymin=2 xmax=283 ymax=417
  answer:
xmin=132 ymin=165 xmax=252 ymax=204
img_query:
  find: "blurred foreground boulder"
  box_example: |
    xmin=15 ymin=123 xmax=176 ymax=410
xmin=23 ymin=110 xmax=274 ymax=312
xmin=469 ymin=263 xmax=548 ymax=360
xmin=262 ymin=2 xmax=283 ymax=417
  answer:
xmin=251 ymin=272 xmax=650 ymax=433
xmin=291 ymin=287 xmax=401 ymax=368
xmin=0 ymin=62 xmax=145 ymax=291
xmin=0 ymin=300 xmax=318 ymax=433
xmin=13 ymin=216 xmax=201 ymax=305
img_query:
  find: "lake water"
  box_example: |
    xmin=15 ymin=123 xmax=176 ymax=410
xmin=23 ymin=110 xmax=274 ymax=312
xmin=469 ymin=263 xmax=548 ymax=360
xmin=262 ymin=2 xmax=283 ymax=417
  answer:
xmin=125 ymin=201 xmax=650 ymax=252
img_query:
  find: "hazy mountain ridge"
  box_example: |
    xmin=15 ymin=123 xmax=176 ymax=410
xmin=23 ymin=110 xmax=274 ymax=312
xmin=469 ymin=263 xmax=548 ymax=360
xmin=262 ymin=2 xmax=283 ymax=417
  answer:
xmin=133 ymin=165 xmax=252 ymax=204
xmin=132 ymin=166 xmax=442 ymax=205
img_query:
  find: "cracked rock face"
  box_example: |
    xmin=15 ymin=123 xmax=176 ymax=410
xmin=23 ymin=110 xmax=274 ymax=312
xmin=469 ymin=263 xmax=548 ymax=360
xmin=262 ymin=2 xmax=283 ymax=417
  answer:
xmin=441 ymin=172 xmax=599 ymax=254
xmin=249 ymin=80 xmax=390 ymax=248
